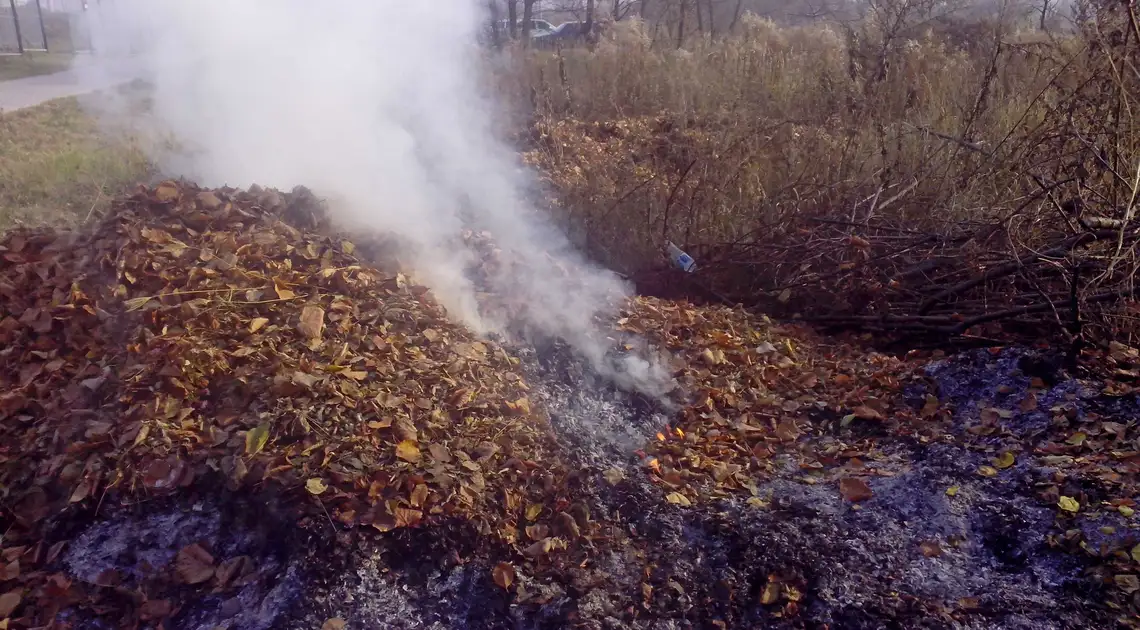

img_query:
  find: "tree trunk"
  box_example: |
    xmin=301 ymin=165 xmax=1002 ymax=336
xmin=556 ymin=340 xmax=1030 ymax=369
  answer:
xmin=586 ymin=0 xmax=595 ymax=35
xmin=728 ymin=0 xmax=745 ymax=33
xmin=522 ymin=0 xmax=535 ymax=48
xmin=488 ymin=0 xmax=503 ymax=46
xmin=613 ymin=0 xmax=620 ymax=21
xmin=695 ymin=0 xmax=704 ymax=34
xmin=640 ymin=0 xmax=649 ymax=19
xmin=508 ymin=0 xmax=518 ymax=38
xmin=1039 ymin=0 xmax=1051 ymax=30
xmin=677 ymin=0 xmax=687 ymax=48
xmin=705 ymin=0 xmax=716 ymax=37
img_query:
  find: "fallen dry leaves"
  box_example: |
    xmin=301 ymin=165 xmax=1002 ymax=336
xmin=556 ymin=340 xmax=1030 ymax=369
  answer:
xmin=2 ymin=180 xmax=1140 ymax=625
xmin=0 ymin=182 xmax=572 ymax=627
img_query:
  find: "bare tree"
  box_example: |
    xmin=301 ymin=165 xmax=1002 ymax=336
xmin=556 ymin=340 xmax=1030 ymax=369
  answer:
xmin=727 ymin=0 xmax=745 ymax=31
xmin=522 ymin=0 xmax=536 ymax=47
xmin=586 ymin=0 xmax=596 ymax=34
xmin=677 ymin=0 xmax=688 ymax=47
xmin=1037 ymin=0 xmax=1053 ymax=30
xmin=508 ymin=0 xmax=519 ymax=38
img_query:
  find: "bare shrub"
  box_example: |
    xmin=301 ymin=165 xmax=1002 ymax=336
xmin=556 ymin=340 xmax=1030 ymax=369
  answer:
xmin=499 ymin=0 xmax=1140 ymax=348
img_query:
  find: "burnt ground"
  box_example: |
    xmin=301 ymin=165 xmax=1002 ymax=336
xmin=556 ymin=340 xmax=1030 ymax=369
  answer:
xmin=49 ymin=345 xmax=1132 ymax=629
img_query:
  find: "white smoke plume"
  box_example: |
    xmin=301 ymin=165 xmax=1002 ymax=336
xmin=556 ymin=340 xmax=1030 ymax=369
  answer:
xmin=79 ymin=0 xmax=671 ymax=397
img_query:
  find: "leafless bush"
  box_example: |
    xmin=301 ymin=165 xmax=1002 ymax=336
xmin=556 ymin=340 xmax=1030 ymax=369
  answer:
xmin=494 ymin=0 xmax=1140 ymax=348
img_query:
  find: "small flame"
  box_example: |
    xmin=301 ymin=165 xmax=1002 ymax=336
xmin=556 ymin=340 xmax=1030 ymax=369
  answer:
xmin=656 ymin=432 xmax=667 ymax=442
xmin=675 ymin=427 xmax=685 ymax=439
xmin=647 ymin=458 xmax=661 ymax=473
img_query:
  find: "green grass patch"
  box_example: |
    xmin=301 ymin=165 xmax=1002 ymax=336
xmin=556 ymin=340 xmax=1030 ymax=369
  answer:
xmin=0 ymin=52 xmax=74 ymax=81
xmin=0 ymin=96 xmax=153 ymax=229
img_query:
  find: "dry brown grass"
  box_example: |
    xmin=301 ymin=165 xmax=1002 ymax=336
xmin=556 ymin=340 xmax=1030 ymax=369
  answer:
xmin=0 ymin=96 xmax=152 ymax=229
xmin=503 ymin=6 xmax=1140 ymax=343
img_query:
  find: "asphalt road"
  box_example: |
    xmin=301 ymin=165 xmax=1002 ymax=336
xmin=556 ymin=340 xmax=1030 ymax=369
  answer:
xmin=0 ymin=55 xmax=131 ymax=112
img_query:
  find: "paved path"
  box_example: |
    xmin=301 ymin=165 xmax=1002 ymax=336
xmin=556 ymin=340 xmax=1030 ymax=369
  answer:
xmin=0 ymin=56 xmax=133 ymax=113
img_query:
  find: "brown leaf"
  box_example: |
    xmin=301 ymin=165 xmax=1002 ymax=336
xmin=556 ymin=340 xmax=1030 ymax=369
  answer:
xmin=1019 ymin=392 xmax=1038 ymax=412
xmin=139 ymin=599 xmax=173 ymax=621
xmin=409 ymin=484 xmax=429 ymax=507
xmin=175 ymin=544 xmax=215 ymax=585
xmin=249 ymin=317 xmax=269 ymax=333
xmin=214 ymin=556 xmax=251 ymax=588
xmin=492 ymin=562 xmax=516 ymax=590
xmin=839 ymin=477 xmax=873 ymax=502
xmin=0 ymin=561 xmax=18 ymax=582
xmin=322 ymin=619 xmax=347 ymax=630
xmin=298 ymin=305 xmax=325 ymax=340
xmin=429 ymin=443 xmax=452 ymax=462
xmin=0 ymin=589 xmax=20 ymax=618
xmin=852 ymin=406 xmax=883 ymax=421
xmin=393 ymin=507 xmax=423 ymax=528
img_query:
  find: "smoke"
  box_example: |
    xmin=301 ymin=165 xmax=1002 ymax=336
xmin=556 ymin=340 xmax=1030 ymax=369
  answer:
xmin=79 ymin=0 xmax=671 ymax=398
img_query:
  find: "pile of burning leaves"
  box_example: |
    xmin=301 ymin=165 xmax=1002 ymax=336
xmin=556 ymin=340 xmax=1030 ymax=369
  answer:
xmin=0 ymin=181 xmax=574 ymax=626
xmin=2 ymin=180 xmax=1140 ymax=627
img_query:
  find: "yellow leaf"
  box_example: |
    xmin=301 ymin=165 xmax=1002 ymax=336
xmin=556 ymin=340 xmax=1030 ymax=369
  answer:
xmin=124 ymin=296 xmax=152 ymax=311
xmin=603 ymin=468 xmax=625 ymax=485
xmin=245 ymin=423 xmax=270 ymax=456
xmin=341 ymin=240 xmax=355 ymax=255
xmin=1067 ymin=432 xmax=1086 ymax=446
xmin=492 ymin=562 xmax=515 ymax=590
xmin=1131 ymin=544 xmax=1140 ymax=564
xmin=992 ymin=451 xmax=1015 ymax=469
xmin=1116 ymin=574 xmax=1140 ymax=593
xmin=273 ymin=280 xmax=296 ymax=300
xmin=1058 ymin=496 xmax=1080 ymax=513
xmin=395 ymin=440 xmax=421 ymax=464
xmin=305 ymin=478 xmax=328 ymax=495
xmin=249 ymin=317 xmax=269 ymax=333
xmin=665 ymin=492 xmax=692 ymax=507
xmin=977 ymin=466 xmax=998 ymax=477
xmin=1121 ymin=505 xmax=1135 ymax=517
xmin=760 ymin=581 xmax=781 ymax=605
xmin=525 ymin=504 xmax=543 ymax=521
xmin=945 ymin=486 xmax=959 ymax=497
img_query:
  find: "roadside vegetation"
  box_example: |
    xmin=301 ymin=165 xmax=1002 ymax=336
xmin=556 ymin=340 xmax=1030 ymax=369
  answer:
xmin=0 ymin=52 xmax=72 ymax=81
xmin=503 ymin=0 xmax=1140 ymax=351
xmin=0 ymin=95 xmax=151 ymax=228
